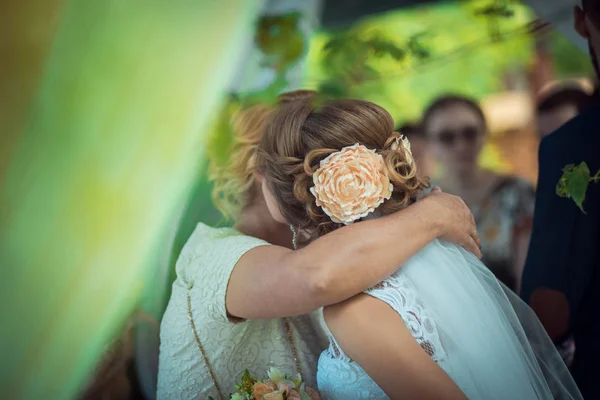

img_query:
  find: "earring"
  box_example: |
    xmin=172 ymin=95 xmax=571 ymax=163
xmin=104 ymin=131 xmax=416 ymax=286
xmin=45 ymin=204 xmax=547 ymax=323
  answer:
xmin=290 ymin=225 xmax=298 ymax=250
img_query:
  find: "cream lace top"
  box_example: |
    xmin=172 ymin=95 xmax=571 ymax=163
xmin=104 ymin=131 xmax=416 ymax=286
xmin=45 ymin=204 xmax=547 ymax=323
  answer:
xmin=157 ymin=223 xmax=327 ymax=400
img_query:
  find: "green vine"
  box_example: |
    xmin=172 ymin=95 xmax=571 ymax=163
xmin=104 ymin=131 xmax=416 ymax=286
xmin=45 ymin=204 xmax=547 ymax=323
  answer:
xmin=315 ymin=31 xmax=430 ymax=103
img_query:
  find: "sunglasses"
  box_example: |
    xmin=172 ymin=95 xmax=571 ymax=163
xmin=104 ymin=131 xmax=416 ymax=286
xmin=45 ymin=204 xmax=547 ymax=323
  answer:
xmin=433 ymin=126 xmax=481 ymax=147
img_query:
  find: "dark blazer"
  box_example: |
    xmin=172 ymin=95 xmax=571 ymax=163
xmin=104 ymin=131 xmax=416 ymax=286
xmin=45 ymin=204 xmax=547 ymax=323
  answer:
xmin=521 ymin=101 xmax=600 ymax=398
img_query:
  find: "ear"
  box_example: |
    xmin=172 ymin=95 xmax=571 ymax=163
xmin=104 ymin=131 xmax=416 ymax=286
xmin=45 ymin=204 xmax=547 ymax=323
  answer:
xmin=575 ymin=5 xmax=590 ymax=39
xmin=254 ymin=172 xmax=264 ymax=183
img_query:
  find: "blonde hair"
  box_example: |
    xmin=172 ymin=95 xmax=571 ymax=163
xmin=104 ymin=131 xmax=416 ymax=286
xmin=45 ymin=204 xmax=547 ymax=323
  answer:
xmin=210 ymin=105 xmax=272 ymax=220
xmin=258 ymin=96 xmax=428 ymax=245
xmin=210 ymin=90 xmax=318 ymax=220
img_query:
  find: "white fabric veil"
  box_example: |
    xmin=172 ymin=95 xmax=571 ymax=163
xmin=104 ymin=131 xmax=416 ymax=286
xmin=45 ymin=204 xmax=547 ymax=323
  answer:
xmin=400 ymin=239 xmax=582 ymax=399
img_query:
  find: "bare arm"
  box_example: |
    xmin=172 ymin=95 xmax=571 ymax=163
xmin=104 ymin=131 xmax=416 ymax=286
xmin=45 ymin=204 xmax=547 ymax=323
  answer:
xmin=324 ymin=294 xmax=467 ymax=400
xmin=227 ymin=190 xmax=480 ymax=319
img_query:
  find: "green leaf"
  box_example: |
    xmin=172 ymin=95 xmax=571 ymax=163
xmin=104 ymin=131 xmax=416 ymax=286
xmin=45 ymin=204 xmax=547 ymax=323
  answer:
xmin=556 ymin=162 xmax=591 ymax=213
xmin=407 ymin=32 xmax=432 ymax=60
xmin=267 ymin=367 xmax=284 ymax=384
xmin=315 ymin=81 xmax=348 ymax=103
xmin=234 ymin=369 xmax=257 ymax=396
xmin=473 ymin=1 xmax=515 ymax=18
xmin=365 ymin=37 xmax=407 ymax=61
xmin=300 ymin=391 xmax=311 ymax=400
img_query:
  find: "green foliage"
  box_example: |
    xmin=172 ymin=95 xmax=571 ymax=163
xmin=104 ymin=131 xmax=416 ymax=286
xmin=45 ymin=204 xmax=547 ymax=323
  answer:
xmin=235 ymin=369 xmax=258 ymax=397
xmin=316 ymin=80 xmax=347 ymax=101
xmin=474 ymin=2 xmax=515 ymax=18
xmin=256 ymin=12 xmax=307 ymax=72
xmin=317 ymin=32 xmax=414 ymax=95
xmin=556 ymin=162 xmax=600 ymax=213
xmin=304 ymin=1 xmax=535 ymax=123
xmin=547 ymin=31 xmax=594 ymax=78
xmin=407 ymin=32 xmax=433 ymax=60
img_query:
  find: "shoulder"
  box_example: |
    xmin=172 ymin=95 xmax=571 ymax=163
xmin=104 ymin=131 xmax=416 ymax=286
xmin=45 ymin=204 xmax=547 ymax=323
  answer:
xmin=363 ymin=271 xmax=424 ymax=317
xmin=185 ymin=222 xmax=268 ymax=252
xmin=323 ymin=292 xmax=390 ymax=329
xmin=176 ymin=223 xmax=270 ymax=284
xmin=325 ymin=271 xmax=403 ymax=318
xmin=538 ymin=103 xmax=600 ymax=186
xmin=542 ymin=102 xmax=600 ymax=160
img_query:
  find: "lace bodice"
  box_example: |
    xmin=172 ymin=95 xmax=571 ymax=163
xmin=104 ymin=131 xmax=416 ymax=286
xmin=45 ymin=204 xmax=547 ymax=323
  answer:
xmin=317 ymin=267 xmax=447 ymax=400
xmin=157 ymin=224 xmax=328 ymax=400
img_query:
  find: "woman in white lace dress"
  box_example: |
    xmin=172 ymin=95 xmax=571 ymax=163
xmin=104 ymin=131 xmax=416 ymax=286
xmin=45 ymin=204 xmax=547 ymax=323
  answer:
xmin=156 ymin=92 xmax=480 ymax=399
xmin=256 ymin=96 xmax=582 ymax=399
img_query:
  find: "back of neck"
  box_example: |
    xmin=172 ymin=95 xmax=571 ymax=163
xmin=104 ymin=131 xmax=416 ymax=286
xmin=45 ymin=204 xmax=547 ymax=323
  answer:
xmin=236 ymin=203 xmax=293 ymax=249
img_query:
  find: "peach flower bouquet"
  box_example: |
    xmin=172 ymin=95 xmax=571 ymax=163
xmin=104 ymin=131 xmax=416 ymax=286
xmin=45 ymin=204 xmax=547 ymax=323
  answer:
xmin=223 ymin=368 xmax=320 ymax=400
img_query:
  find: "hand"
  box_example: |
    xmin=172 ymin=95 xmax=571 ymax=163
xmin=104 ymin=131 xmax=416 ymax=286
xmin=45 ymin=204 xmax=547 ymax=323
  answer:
xmin=420 ymin=187 xmax=482 ymax=258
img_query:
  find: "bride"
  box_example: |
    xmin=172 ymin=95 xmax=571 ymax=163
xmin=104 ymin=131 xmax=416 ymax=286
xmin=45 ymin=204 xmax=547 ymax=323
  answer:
xmin=257 ymin=95 xmax=582 ymax=399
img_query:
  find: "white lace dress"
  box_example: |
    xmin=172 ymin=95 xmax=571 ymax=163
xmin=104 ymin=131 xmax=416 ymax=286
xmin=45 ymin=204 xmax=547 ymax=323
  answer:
xmin=157 ymin=223 xmax=328 ymax=400
xmin=317 ymin=267 xmax=450 ymax=399
xmin=316 ymin=240 xmax=582 ymax=400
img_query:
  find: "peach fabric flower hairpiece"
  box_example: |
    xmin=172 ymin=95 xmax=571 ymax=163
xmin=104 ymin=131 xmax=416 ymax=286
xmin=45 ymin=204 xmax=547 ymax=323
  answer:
xmin=309 ymin=144 xmax=393 ymax=225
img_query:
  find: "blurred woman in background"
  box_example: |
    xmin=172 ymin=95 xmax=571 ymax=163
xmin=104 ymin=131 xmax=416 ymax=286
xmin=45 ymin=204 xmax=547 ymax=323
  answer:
xmin=422 ymin=95 xmax=535 ymax=293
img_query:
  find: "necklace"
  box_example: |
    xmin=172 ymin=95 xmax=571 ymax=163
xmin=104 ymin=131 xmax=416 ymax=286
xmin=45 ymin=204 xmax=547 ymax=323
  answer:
xmin=290 ymin=225 xmax=298 ymax=250
xmin=187 ymin=292 xmax=303 ymax=399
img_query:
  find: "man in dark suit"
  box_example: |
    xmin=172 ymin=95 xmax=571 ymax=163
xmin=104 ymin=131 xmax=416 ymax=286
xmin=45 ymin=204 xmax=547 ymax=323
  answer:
xmin=521 ymin=1 xmax=600 ymax=398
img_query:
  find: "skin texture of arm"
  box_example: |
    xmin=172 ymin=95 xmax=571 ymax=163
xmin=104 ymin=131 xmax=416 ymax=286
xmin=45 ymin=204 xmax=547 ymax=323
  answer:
xmin=323 ymin=294 xmax=467 ymax=400
xmin=226 ymin=189 xmax=480 ymax=320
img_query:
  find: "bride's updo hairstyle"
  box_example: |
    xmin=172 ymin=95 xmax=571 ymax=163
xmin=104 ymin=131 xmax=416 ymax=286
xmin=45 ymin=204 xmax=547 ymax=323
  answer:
xmin=258 ymin=95 xmax=428 ymax=245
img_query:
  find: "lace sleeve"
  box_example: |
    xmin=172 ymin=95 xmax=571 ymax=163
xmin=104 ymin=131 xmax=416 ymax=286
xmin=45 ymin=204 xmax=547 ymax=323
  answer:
xmin=323 ymin=272 xmax=446 ymax=364
xmin=365 ymin=274 xmax=446 ymax=363
xmin=179 ymin=225 xmax=269 ymax=324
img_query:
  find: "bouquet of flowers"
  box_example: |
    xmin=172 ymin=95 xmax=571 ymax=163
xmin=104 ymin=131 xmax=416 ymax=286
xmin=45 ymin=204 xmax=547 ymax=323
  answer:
xmin=226 ymin=368 xmax=321 ymax=400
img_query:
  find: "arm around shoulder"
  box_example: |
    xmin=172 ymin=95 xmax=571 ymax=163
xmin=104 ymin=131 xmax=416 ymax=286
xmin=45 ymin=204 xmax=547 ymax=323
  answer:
xmin=226 ymin=191 xmax=479 ymax=320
